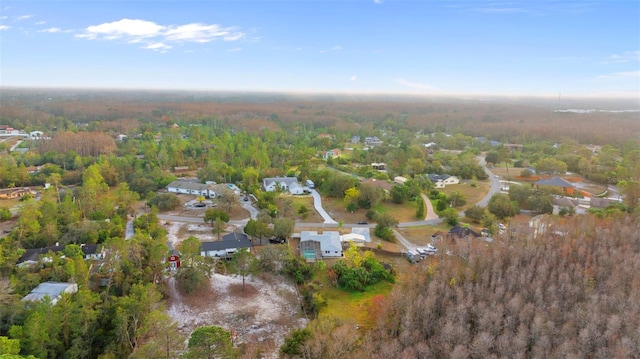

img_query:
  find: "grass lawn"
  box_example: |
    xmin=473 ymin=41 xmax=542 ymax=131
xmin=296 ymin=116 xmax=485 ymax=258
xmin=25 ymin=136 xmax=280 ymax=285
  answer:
xmin=276 ymin=195 xmax=324 ymax=223
xmin=396 ymin=223 xmax=451 ymax=246
xmin=0 ymin=198 xmax=21 ymax=210
xmin=321 ymin=196 xmax=420 ymax=225
xmin=370 ymin=200 xmax=419 ymax=223
xmin=435 ymin=179 xmax=491 ymax=211
xmin=321 ymin=197 xmax=369 ymax=224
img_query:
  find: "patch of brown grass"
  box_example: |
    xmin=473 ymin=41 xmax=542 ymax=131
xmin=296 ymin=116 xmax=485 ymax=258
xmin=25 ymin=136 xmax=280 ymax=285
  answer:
xmin=172 ymin=283 xmax=217 ymax=309
xmin=321 ymin=197 xmax=370 ymax=224
xmin=276 ymin=195 xmax=324 ymax=223
xmin=396 ymin=224 xmax=449 ymax=246
xmin=228 ymin=282 xmax=259 ymax=298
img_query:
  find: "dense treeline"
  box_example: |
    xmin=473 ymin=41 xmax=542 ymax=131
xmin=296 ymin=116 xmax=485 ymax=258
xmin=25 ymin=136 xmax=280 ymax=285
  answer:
xmin=1 ymin=89 xmax=638 ymax=145
xmin=37 ymin=132 xmax=117 ymax=157
xmin=353 ymin=214 xmax=640 ymax=358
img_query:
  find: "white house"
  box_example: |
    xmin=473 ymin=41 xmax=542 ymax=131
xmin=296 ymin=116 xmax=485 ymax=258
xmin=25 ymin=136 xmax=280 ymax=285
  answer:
xmin=394 ymin=176 xmax=408 ymax=185
xmin=323 ymin=148 xmax=342 ymax=160
xmin=300 ymin=231 xmax=343 ymax=258
xmin=365 ymin=136 xmax=383 ymax=146
xmin=200 ymin=233 xmax=251 ymax=258
xmin=29 ymin=131 xmax=44 ymax=139
xmin=167 ymin=180 xmax=216 ymax=198
xmin=263 ymin=177 xmax=305 ymax=195
xmin=428 ymin=174 xmax=460 ymax=188
xmin=22 ymin=282 xmax=78 ymax=305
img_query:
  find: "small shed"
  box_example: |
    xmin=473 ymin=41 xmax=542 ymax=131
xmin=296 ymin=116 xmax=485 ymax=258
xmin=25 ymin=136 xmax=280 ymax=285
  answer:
xmin=167 ymin=249 xmax=181 ymax=270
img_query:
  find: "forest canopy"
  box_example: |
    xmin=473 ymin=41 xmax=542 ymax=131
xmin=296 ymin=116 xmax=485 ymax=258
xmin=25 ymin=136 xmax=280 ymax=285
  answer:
xmin=355 ymin=214 xmax=640 ymax=358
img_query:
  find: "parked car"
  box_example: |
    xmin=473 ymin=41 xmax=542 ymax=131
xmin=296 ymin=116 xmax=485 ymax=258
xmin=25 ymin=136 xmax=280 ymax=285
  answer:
xmin=357 ymin=220 xmax=368 ymax=225
xmin=498 ymin=223 xmax=506 ymax=231
xmin=416 ymin=245 xmax=437 ymax=256
xmin=269 ymin=237 xmax=286 ymax=244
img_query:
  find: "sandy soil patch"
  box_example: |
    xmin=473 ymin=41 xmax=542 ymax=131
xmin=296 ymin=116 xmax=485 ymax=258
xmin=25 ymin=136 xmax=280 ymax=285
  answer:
xmin=162 ymin=218 xmax=307 ymax=357
xmin=164 ymin=220 xmax=241 ymax=248
xmin=166 ymin=273 xmax=307 ymax=358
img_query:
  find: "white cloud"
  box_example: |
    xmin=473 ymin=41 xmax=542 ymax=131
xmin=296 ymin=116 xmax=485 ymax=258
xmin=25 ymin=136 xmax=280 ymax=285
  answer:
xmin=143 ymin=42 xmax=172 ymax=52
xmin=38 ymin=27 xmax=61 ymax=33
xmin=16 ymin=14 xmax=33 ymax=21
xmin=165 ymin=23 xmax=243 ymax=43
xmin=597 ymin=70 xmax=640 ymax=79
xmin=226 ymin=47 xmax=242 ymax=52
xmin=76 ymin=19 xmax=164 ymax=40
xmin=373 ymin=0 xmax=384 ymax=4
xmin=75 ymin=18 xmax=245 ymax=52
xmin=350 ymin=75 xmax=357 ymax=81
xmin=0 ymin=25 xmax=9 ymax=31
xmin=602 ymin=51 xmax=640 ymax=64
xmin=396 ymin=78 xmax=438 ymax=90
xmin=35 ymin=21 xmax=46 ymax=25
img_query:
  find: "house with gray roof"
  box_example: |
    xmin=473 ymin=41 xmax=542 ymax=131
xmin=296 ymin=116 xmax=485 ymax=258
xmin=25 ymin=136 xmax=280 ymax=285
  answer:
xmin=17 ymin=244 xmax=105 ymax=267
xmin=300 ymin=231 xmax=343 ymax=259
xmin=200 ymin=232 xmax=251 ymax=259
xmin=22 ymin=281 xmax=78 ymax=305
xmin=534 ymin=177 xmax=575 ymax=195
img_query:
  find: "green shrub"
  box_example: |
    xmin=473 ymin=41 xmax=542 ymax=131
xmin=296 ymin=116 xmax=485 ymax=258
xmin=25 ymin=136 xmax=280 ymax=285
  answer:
xmin=0 ymin=207 xmax=12 ymax=221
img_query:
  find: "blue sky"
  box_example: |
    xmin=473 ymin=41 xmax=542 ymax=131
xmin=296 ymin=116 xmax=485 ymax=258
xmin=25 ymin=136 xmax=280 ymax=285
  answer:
xmin=1 ymin=1 xmax=638 ymax=96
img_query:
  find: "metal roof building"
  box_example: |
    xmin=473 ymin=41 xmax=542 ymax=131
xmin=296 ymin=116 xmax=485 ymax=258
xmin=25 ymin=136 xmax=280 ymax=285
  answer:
xmin=22 ymin=281 xmax=78 ymax=305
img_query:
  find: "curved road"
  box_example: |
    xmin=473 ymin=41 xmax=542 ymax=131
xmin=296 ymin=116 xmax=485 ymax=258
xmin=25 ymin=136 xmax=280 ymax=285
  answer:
xmin=476 ymin=155 xmax=502 ymax=208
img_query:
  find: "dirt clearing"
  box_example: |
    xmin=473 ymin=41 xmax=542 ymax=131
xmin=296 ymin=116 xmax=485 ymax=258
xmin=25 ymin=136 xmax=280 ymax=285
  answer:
xmin=162 ymin=219 xmax=307 ymax=358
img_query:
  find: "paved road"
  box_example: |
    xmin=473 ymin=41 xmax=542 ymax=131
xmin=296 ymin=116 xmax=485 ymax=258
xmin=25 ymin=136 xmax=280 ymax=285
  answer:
xmin=393 ymin=229 xmax=417 ymax=251
xmin=476 ymin=156 xmax=502 ymax=208
xmin=310 ymin=189 xmax=337 ymax=224
xmin=240 ymin=198 xmax=259 ymax=220
xmin=125 ymin=216 xmax=135 ymax=240
xmin=421 ymin=193 xmax=439 ymax=220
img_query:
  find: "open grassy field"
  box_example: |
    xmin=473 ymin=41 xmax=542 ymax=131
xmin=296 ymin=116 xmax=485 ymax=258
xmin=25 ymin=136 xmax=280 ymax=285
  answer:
xmin=396 ymin=223 xmax=451 ymax=246
xmin=434 ymin=179 xmax=491 ymax=212
xmin=321 ymin=196 xmax=419 ymax=225
xmin=276 ymin=195 xmax=324 ymax=223
xmin=0 ymin=198 xmax=21 ymax=210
